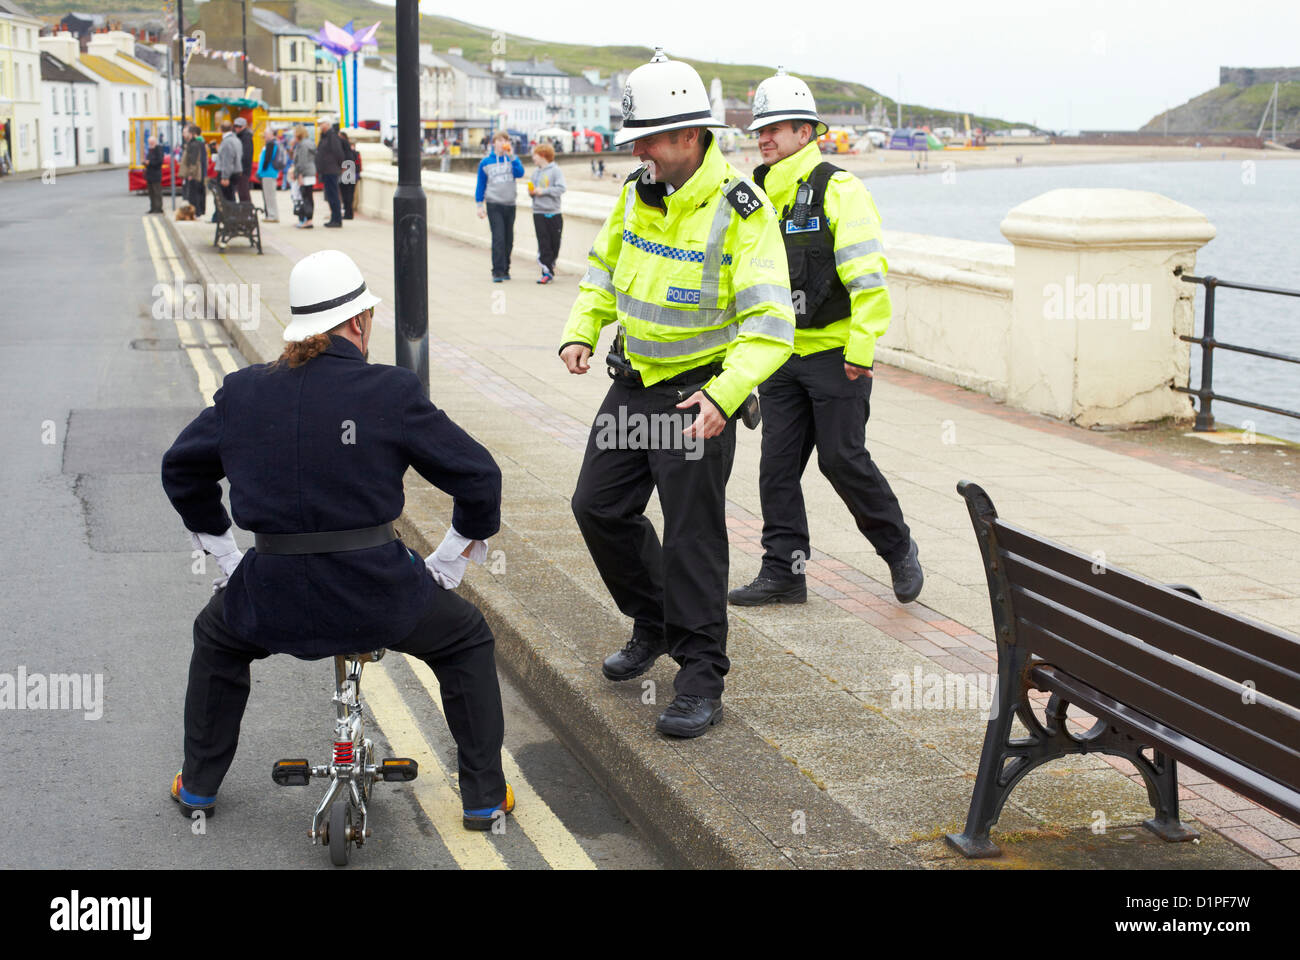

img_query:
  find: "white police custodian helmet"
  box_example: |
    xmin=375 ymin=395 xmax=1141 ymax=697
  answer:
xmin=614 ymin=48 xmax=729 ymax=147
xmin=747 ymin=67 xmax=828 ymax=137
xmin=284 ymin=250 xmax=382 ymax=342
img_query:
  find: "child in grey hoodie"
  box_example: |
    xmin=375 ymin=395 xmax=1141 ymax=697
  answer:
xmin=528 ymin=143 xmax=565 ymax=284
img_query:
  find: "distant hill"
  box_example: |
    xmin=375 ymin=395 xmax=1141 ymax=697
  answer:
xmin=1143 ymin=74 xmax=1300 ymax=138
xmin=21 ymin=1 xmax=1028 ymax=131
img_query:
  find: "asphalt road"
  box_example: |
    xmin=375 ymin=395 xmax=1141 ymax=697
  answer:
xmin=0 ymin=170 xmax=661 ymax=870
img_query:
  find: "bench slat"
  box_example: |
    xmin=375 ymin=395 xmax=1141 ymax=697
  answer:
xmin=1033 ymin=664 xmax=1300 ymax=824
xmin=1003 ymin=550 xmax=1300 ymax=709
xmin=995 ymin=519 xmax=1300 ymax=669
xmin=1015 ymin=595 xmax=1300 ymax=794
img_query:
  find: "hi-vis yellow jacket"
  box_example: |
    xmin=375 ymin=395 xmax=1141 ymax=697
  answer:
xmin=757 ymin=139 xmax=892 ymax=368
xmin=560 ymin=135 xmax=795 ymax=417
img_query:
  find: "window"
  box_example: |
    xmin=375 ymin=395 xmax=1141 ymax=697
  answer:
xmin=19 ymin=124 xmax=28 ymax=151
xmin=291 ymin=75 xmax=298 ymax=102
xmin=27 ymin=64 xmax=33 ymax=99
xmin=121 ymin=130 xmax=126 ymax=154
xmin=120 ymin=91 xmax=125 ymax=112
xmin=86 ymin=128 xmax=93 ymax=151
xmin=66 ymin=87 xmax=73 ymax=114
xmin=290 ymin=42 xmax=297 ymax=63
xmin=316 ymin=77 xmax=324 ymax=103
xmin=51 ymin=88 xmax=59 ymax=114
xmin=54 ymin=128 xmax=60 ymax=153
xmin=82 ymin=88 xmax=89 ymax=113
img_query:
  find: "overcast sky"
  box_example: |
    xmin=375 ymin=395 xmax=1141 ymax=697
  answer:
xmin=391 ymin=0 xmax=1298 ymax=130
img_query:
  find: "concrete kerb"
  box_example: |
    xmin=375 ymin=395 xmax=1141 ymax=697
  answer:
xmin=160 ymin=214 xmax=914 ymax=869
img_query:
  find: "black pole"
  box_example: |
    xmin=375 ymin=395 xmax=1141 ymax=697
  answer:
xmin=241 ymin=0 xmax=248 ymax=90
xmin=394 ymin=0 xmax=428 ymax=393
xmin=1194 ymin=277 xmax=1217 ymax=432
xmin=178 ymin=2 xmax=186 ymax=125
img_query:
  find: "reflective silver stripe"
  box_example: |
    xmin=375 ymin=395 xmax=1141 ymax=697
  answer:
xmin=588 ymin=247 xmax=613 ymax=273
xmin=625 ymin=324 xmax=738 ymax=359
xmin=624 ymin=182 xmax=636 ymax=225
xmin=698 ymin=189 xmax=736 ymax=307
xmin=583 ymin=265 xmax=614 ymax=293
xmin=834 ymin=239 xmax=884 ymax=267
xmin=845 ymin=271 xmax=887 ymax=292
xmin=739 ymin=313 xmax=795 ymax=343
xmin=734 ymin=283 xmax=793 ymax=314
xmin=617 ymin=291 xmax=733 ymax=329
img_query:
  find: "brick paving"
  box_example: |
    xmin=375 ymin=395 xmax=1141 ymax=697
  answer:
xmin=171 ymin=206 xmax=1300 ymax=867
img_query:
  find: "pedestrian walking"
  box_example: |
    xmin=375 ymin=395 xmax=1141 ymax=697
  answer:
xmin=256 ymin=127 xmax=284 ymax=222
xmin=560 ymin=50 xmax=794 ymax=738
xmin=291 ymin=125 xmax=316 ymax=229
xmin=233 ymin=116 xmax=254 ymax=203
xmin=339 ymin=130 xmax=359 ymax=220
xmin=214 ymin=122 xmax=242 ymax=215
xmin=144 ymin=134 xmax=164 ymax=214
xmin=729 ymin=68 xmax=922 ymax=609
xmin=162 ymin=249 xmax=515 ymax=830
xmin=316 ymin=117 xmax=346 ymax=227
xmin=180 ymin=124 xmax=208 ymax=217
xmin=528 ymin=143 xmax=565 ymax=284
xmin=475 ymin=131 xmax=524 ymax=281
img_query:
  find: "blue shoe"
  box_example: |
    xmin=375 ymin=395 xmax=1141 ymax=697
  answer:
xmin=492 ymin=276 xmax=504 ymax=283
xmin=463 ymin=783 xmax=514 ymax=831
xmin=170 ymin=770 xmax=216 ymax=818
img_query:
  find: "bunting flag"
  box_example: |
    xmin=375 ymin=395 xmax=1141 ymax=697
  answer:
xmin=189 ymin=47 xmax=281 ymax=80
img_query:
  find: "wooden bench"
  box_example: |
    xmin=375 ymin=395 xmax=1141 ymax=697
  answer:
xmin=946 ymin=480 xmax=1300 ymax=858
xmin=209 ymin=181 xmax=262 ymax=254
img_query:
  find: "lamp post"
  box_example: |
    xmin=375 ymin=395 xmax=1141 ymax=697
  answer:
xmin=393 ymin=0 xmax=427 ymax=393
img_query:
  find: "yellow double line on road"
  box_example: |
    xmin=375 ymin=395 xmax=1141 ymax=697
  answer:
xmin=141 ymin=215 xmax=238 ymax=405
xmin=144 ymin=216 xmax=594 ymax=868
xmin=362 ymin=655 xmax=597 ymax=870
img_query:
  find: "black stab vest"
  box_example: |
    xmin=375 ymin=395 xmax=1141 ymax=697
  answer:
xmin=755 ymin=161 xmax=851 ymax=330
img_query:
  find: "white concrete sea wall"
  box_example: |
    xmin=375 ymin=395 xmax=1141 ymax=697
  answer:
xmin=356 ymin=146 xmax=1215 ymax=428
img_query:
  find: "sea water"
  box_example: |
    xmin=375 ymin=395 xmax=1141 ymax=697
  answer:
xmin=864 ymin=158 xmax=1300 ymax=441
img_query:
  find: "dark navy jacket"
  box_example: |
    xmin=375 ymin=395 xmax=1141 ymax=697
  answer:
xmin=161 ymin=336 xmax=501 ymax=658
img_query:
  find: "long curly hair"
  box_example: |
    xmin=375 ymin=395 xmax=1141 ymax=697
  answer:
xmin=274 ymin=332 xmax=333 ymax=368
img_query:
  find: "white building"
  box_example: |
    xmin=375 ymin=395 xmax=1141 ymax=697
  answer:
xmin=355 ymin=55 xmax=397 ymax=137
xmin=0 ymin=0 xmax=43 ymax=172
xmin=39 ymin=50 xmax=97 ymax=170
xmin=503 ymin=57 xmax=571 ymax=129
xmin=53 ymin=31 xmax=152 ymax=165
xmin=496 ymin=81 xmax=545 ymax=139
xmin=85 ymin=31 xmax=162 ymax=115
xmin=420 ymin=46 xmax=496 ymax=147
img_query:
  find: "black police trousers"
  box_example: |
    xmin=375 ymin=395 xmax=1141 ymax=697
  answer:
xmin=182 ymin=583 xmax=506 ymax=810
xmin=757 ymin=347 xmax=910 ymax=581
xmin=572 ymin=371 xmax=737 ymax=699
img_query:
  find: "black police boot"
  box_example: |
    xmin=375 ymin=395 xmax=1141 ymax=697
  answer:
xmin=888 ymin=538 xmax=924 ymax=604
xmin=727 ymin=575 xmax=807 ymax=606
xmin=601 ymin=634 xmax=666 ymax=682
xmin=655 ymin=694 xmax=723 ymax=738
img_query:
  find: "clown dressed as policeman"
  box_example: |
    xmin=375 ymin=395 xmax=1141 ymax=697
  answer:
xmin=728 ymin=68 xmax=923 ymax=609
xmin=162 ymin=250 xmax=515 ymax=830
xmin=560 ymin=50 xmax=794 ymax=738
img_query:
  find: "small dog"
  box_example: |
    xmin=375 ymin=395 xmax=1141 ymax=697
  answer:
xmin=175 ymin=203 xmax=197 ymax=221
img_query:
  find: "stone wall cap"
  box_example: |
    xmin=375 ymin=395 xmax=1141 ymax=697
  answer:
xmin=1001 ymin=188 xmax=1216 ymax=249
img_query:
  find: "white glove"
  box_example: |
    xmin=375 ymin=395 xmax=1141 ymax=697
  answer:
xmin=191 ymin=529 xmax=244 ymax=592
xmin=424 ymin=527 xmax=488 ymax=590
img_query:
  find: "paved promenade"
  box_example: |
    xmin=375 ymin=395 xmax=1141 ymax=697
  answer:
xmin=164 ymin=200 xmax=1300 ymax=869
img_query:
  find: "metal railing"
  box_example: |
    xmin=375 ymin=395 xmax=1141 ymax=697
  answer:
xmin=1175 ymin=272 xmax=1300 ymax=431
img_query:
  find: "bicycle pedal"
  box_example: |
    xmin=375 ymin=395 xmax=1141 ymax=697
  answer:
xmin=272 ymin=759 xmax=312 ymax=786
xmin=380 ymin=758 xmax=418 ymax=782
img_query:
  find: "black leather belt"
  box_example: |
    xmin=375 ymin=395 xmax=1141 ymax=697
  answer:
xmin=254 ymin=522 xmax=398 ymax=556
